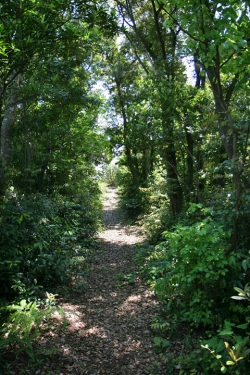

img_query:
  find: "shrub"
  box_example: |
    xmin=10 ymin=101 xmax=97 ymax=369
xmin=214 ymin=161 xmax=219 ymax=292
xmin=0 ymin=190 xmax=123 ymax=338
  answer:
xmin=141 ymin=169 xmax=174 ymax=241
xmin=0 ymin=189 xmax=101 ymax=302
xmin=115 ymin=166 xmax=149 ymax=217
xmin=0 ymin=298 xmax=65 ymax=359
xmin=201 ymin=284 xmax=250 ymax=374
xmin=149 ymin=206 xmax=237 ymax=327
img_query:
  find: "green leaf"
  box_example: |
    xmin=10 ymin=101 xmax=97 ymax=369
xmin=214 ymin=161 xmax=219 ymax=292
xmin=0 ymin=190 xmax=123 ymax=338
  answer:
xmin=226 ymin=361 xmax=235 ymax=366
xmin=244 ymin=283 xmax=249 ymax=294
xmin=153 ymin=336 xmax=163 ymax=346
xmin=20 ymin=300 xmax=27 ymax=309
xmin=219 ymin=329 xmax=234 ymax=336
xmin=242 ymin=260 xmax=248 ymax=271
xmin=236 ymin=323 xmax=248 ymax=329
xmin=241 ymin=349 xmax=250 ymax=358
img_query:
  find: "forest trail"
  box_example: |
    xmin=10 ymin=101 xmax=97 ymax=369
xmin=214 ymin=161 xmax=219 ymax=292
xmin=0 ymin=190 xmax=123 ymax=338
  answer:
xmin=25 ymin=187 xmax=163 ymax=374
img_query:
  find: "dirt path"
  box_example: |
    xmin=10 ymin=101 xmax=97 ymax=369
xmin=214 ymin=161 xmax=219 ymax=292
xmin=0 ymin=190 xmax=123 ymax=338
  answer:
xmin=14 ymin=187 xmax=164 ymax=374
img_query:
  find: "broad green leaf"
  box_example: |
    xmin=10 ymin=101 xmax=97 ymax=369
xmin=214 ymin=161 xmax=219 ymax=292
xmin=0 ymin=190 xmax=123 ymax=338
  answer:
xmin=20 ymin=300 xmax=27 ymax=308
xmin=226 ymin=361 xmax=235 ymax=366
xmin=236 ymin=323 xmax=248 ymax=329
xmin=219 ymin=329 xmax=234 ymax=336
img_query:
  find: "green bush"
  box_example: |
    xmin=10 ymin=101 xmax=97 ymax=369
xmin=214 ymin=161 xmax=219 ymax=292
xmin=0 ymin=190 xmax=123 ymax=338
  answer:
xmin=0 ymin=189 xmax=101 ymax=302
xmin=151 ymin=214 xmax=233 ymax=327
xmin=201 ymin=284 xmax=250 ymax=374
xmin=141 ymin=168 xmax=175 ymax=241
xmin=139 ymin=204 xmax=249 ymax=327
xmin=113 ymin=164 xmax=149 ymax=217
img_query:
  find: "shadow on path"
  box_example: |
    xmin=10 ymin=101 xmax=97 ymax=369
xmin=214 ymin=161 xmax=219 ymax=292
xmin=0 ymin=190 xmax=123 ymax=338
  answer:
xmin=10 ymin=187 xmax=164 ymax=375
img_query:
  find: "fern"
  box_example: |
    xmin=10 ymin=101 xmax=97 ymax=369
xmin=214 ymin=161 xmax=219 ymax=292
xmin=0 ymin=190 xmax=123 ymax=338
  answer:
xmin=0 ymin=299 xmax=65 ymax=359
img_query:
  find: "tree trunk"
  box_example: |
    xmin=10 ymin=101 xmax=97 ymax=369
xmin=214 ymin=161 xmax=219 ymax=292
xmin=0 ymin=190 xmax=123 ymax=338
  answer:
xmin=185 ymin=122 xmax=194 ymax=200
xmin=206 ymin=65 xmax=243 ymax=251
xmin=165 ymin=147 xmax=183 ymax=215
xmin=0 ymin=75 xmax=19 ymax=196
xmin=125 ymin=144 xmax=139 ymax=186
xmin=162 ymin=105 xmax=183 ymax=215
xmin=206 ymin=66 xmax=236 ymax=160
xmin=116 ymin=0 xmax=183 ymax=213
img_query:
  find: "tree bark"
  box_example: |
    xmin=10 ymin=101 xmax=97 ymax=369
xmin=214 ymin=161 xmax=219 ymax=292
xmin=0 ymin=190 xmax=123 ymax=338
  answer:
xmin=162 ymin=101 xmax=183 ymax=215
xmin=0 ymin=75 xmax=19 ymax=196
xmin=185 ymin=122 xmax=194 ymax=200
xmin=206 ymin=65 xmax=243 ymax=251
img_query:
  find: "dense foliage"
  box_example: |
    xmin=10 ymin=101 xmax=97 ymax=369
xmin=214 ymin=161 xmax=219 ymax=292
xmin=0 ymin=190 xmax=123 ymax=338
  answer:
xmin=0 ymin=0 xmax=114 ymax=367
xmin=1 ymin=0 xmax=250 ymax=373
xmin=102 ymin=1 xmax=250 ymax=373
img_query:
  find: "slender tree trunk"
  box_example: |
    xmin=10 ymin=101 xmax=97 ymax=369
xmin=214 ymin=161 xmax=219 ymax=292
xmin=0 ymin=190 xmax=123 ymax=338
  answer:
xmin=142 ymin=148 xmax=152 ymax=181
xmin=185 ymin=122 xmax=194 ymax=200
xmin=124 ymin=144 xmax=139 ymax=186
xmin=164 ymin=148 xmax=183 ymax=215
xmin=116 ymin=0 xmax=183 ymax=214
xmin=115 ymin=75 xmax=140 ymax=186
xmin=207 ymin=65 xmax=243 ymax=251
xmin=196 ymin=143 xmax=204 ymax=202
xmin=0 ymin=75 xmax=19 ymax=196
xmin=39 ymin=157 xmax=49 ymax=193
xmin=206 ymin=66 xmax=236 ymax=160
xmin=162 ymin=102 xmax=183 ymax=215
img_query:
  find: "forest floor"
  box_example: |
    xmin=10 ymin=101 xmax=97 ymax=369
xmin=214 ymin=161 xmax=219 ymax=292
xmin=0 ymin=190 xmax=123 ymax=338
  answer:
xmin=5 ymin=187 xmax=166 ymax=374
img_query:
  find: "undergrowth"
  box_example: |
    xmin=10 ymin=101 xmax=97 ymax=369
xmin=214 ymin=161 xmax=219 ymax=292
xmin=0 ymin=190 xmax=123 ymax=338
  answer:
xmin=134 ymin=203 xmax=250 ymax=374
xmin=0 ymin=179 xmax=102 ymax=372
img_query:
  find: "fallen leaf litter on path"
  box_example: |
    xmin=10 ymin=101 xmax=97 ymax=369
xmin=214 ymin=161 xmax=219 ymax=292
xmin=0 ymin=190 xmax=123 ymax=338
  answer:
xmin=6 ymin=187 xmax=165 ymax=374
